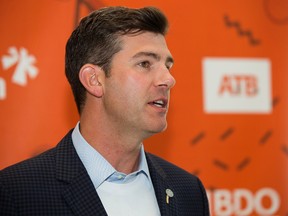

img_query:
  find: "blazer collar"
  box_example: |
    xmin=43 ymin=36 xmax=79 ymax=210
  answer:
xmin=55 ymin=130 xmax=108 ymax=216
xmin=146 ymin=153 xmax=178 ymax=216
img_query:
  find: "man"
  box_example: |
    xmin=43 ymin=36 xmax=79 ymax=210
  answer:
xmin=0 ymin=6 xmax=209 ymax=215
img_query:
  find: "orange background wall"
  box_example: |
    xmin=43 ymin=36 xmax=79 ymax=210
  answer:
xmin=1 ymin=0 xmax=287 ymax=215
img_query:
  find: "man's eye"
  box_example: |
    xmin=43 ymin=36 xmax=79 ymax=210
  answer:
xmin=166 ymin=64 xmax=172 ymax=71
xmin=139 ymin=61 xmax=151 ymax=69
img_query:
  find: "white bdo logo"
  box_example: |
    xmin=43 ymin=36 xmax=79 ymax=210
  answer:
xmin=207 ymin=188 xmax=280 ymax=216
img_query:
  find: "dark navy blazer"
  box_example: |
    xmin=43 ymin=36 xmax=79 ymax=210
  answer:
xmin=0 ymin=130 xmax=210 ymax=215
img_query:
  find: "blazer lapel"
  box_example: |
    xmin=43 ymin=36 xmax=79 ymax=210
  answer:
xmin=55 ymin=131 xmax=108 ymax=216
xmin=62 ymin=170 xmax=107 ymax=216
xmin=146 ymin=153 xmax=178 ymax=216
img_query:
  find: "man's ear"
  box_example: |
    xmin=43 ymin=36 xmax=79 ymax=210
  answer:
xmin=79 ymin=64 xmax=103 ymax=98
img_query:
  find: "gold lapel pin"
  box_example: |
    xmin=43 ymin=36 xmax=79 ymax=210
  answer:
xmin=166 ymin=189 xmax=174 ymax=204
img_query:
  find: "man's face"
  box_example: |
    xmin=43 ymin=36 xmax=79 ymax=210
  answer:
xmin=102 ymin=32 xmax=175 ymax=139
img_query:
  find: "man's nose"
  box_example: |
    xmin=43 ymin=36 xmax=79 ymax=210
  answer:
xmin=157 ymin=69 xmax=176 ymax=89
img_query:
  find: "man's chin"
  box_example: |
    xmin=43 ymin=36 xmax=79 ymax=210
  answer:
xmin=144 ymin=123 xmax=168 ymax=137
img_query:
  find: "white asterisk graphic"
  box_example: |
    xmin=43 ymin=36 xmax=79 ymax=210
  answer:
xmin=0 ymin=46 xmax=38 ymax=100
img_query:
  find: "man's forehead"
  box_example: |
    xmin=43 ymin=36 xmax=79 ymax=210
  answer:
xmin=118 ymin=32 xmax=173 ymax=60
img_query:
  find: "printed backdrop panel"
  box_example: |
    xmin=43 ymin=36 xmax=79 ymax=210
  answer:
xmin=1 ymin=0 xmax=287 ymax=215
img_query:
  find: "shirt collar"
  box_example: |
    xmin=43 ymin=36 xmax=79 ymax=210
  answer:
xmin=71 ymin=122 xmax=151 ymax=188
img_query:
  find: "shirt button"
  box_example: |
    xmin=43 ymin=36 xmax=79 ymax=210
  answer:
xmin=117 ymin=175 xmax=123 ymax=179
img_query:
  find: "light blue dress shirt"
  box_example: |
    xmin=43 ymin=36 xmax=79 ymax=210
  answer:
xmin=71 ymin=122 xmax=161 ymax=215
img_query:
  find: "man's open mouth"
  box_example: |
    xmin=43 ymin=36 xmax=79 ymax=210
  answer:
xmin=148 ymin=99 xmax=167 ymax=108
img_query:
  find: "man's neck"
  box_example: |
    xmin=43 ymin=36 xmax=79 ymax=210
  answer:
xmin=79 ymin=118 xmax=144 ymax=174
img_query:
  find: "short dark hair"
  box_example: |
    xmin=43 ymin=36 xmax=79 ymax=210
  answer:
xmin=65 ymin=6 xmax=169 ymax=114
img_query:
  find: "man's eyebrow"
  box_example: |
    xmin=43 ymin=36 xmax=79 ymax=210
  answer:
xmin=132 ymin=51 xmax=174 ymax=64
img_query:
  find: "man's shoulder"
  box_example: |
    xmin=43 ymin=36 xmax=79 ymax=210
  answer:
xmin=0 ymin=146 xmax=57 ymax=182
xmin=0 ymin=130 xmax=73 ymax=182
